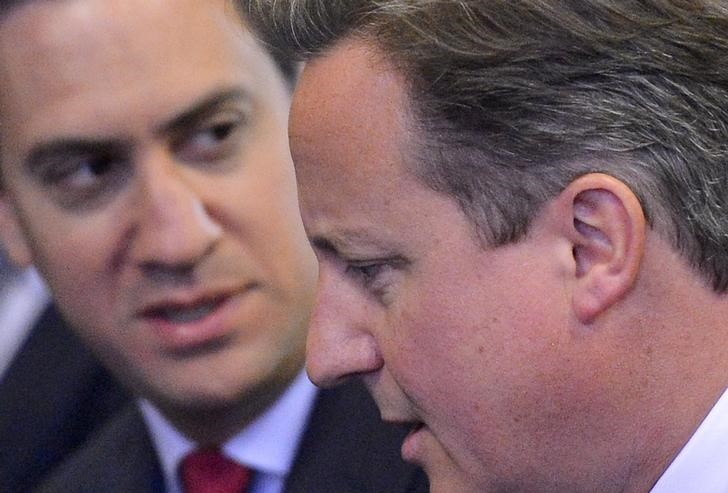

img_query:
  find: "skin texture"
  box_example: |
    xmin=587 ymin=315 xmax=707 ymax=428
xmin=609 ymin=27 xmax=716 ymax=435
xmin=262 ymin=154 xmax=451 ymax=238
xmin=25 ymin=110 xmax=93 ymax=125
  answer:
xmin=0 ymin=0 xmax=317 ymax=443
xmin=293 ymin=38 xmax=728 ymax=492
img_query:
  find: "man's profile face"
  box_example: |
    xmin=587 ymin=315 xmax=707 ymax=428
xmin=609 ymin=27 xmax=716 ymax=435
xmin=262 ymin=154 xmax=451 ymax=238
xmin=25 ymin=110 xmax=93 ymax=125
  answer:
xmin=294 ymin=39 xmax=621 ymax=492
xmin=0 ymin=0 xmax=317 ymax=418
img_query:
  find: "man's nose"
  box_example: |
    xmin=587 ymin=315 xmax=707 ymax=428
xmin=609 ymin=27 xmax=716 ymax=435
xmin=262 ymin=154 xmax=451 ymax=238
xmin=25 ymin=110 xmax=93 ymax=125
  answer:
xmin=128 ymin=154 xmax=221 ymax=271
xmin=306 ymin=266 xmax=383 ymax=388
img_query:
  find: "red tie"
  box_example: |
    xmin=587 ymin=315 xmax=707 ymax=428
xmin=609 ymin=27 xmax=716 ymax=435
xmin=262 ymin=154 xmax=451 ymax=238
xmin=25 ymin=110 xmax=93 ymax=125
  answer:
xmin=179 ymin=448 xmax=253 ymax=493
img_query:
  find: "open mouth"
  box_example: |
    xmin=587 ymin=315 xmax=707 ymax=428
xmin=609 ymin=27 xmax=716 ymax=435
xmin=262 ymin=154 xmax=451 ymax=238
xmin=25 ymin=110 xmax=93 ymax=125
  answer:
xmin=157 ymin=299 xmax=222 ymax=323
xmin=407 ymin=421 xmax=425 ymax=436
xmin=144 ymin=295 xmax=227 ymax=324
xmin=138 ymin=290 xmax=244 ymax=352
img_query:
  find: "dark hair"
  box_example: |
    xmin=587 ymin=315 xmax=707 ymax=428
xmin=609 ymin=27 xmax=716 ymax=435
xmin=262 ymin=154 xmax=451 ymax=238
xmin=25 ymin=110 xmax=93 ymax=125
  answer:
xmin=242 ymin=0 xmax=728 ymax=291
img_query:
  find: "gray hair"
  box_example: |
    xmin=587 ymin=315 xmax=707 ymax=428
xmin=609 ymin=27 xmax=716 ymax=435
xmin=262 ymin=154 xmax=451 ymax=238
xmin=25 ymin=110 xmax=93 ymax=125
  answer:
xmin=242 ymin=0 xmax=728 ymax=291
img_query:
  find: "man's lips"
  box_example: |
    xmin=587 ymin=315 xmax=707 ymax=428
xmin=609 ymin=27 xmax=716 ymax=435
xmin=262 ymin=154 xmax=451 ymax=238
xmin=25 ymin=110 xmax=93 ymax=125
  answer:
xmin=409 ymin=422 xmax=425 ymax=433
xmin=140 ymin=292 xmax=229 ymax=323
xmin=136 ymin=285 xmax=255 ymax=351
xmin=380 ymin=414 xmax=427 ymax=460
xmin=401 ymin=421 xmax=427 ymax=463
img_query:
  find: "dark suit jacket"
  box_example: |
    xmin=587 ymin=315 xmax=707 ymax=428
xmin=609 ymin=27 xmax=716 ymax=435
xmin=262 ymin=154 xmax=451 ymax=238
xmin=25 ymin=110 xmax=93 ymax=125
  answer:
xmin=36 ymin=380 xmax=429 ymax=493
xmin=0 ymin=305 xmax=131 ymax=492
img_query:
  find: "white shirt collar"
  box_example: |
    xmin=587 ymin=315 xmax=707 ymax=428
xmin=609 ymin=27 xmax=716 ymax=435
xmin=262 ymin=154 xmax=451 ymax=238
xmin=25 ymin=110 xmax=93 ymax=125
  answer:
xmin=0 ymin=268 xmax=50 ymax=379
xmin=650 ymin=387 xmax=728 ymax=492
xmin=140 ymin=369 xmax=318 ymax=493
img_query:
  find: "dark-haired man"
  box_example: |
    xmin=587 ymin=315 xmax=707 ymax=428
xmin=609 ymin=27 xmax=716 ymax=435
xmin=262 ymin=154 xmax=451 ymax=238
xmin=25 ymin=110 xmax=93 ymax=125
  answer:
xmin=242 ymin=1 xmax=728 ymax=491
xmin=0 ymin=1 xmax=427 ymax=491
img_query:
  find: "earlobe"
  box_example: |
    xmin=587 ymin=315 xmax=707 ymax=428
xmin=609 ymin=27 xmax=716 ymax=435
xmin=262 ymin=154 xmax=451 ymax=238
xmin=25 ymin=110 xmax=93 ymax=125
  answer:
xmin=559 ymin=173 xmax=646 ymax=323
xmin=0 ymin=193 xmax=33 ymax=267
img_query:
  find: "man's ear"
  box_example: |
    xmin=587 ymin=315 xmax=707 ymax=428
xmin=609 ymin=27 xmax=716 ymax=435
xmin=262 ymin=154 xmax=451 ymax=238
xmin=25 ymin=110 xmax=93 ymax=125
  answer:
xmin=554 ymin=173 xmax=646 ymax=324
xmin=0 ymin=192 xmax=33 ymax=267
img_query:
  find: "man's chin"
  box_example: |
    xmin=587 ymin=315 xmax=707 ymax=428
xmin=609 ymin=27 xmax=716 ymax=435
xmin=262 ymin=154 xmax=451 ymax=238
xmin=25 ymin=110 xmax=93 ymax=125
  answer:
xmin=150 ymin=387 xmax=244 ymax=416
xmin=425 ymin=463 xmax=484 ymax=493
xmin=407 ymin=429 xmax=482 ymax=493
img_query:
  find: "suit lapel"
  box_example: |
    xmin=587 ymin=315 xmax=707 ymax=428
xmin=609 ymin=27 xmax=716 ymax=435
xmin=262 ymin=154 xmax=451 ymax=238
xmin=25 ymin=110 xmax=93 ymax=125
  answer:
xmin=35 ymin=404 xmax=165 ymax=493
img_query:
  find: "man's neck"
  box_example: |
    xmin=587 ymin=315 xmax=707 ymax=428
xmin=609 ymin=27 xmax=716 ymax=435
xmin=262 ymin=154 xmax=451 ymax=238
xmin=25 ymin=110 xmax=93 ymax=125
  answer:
xmin=159 ymin=369 xmax=304 ymax=445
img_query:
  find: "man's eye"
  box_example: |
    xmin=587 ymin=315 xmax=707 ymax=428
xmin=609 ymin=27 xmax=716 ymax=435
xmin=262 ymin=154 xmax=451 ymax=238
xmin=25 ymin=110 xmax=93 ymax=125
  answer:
xmin=346 ymin=262 xmax=387 ymax=286
xmin=36 ymin=152 xmax=128 ymax=210
xmin=175 ymin=115 xmax=246 ymax=164
xmin=344 ymin=260 xmax=399 ymax=304
xmin=41 ymin=154 xmax=114 ymax=186
xmin=40 ymin=153 xmax=119 ymax=191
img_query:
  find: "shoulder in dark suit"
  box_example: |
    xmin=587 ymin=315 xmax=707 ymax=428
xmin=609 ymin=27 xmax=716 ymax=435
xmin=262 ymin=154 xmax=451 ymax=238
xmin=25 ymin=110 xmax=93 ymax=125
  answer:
xmin=0 ymin=305 xmax=131 ymax=492
xmin=34 ymin=405 xmax=165 ymax=493
xmin=36 ymin=380 xmax=428 ymax=493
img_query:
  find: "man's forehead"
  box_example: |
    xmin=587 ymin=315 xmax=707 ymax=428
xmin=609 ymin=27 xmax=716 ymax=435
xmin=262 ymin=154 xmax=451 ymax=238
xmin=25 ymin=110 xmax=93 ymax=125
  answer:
xmin=0 ymin=2 xmax=110 ymax=101
xmin=0 ymin=0 xmax=250 ymax=71
xmin=290 ymin=39 xmax=415 ymax=191
xmin=1 ymin=0 xmax=141 ymax=42
xmin=0 ymin=0 xmax=231 ymax=55
xmin=291 ymin=38 xmax=409 ymax=138
xmin=0 ymin=0 xmax=268 ymax=140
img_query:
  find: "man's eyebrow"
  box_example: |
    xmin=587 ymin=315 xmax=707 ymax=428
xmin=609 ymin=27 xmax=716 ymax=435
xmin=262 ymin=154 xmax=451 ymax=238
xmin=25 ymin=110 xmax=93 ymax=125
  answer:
xmin=23 ymin=88 xmax=252 ymax=170
xmin=311 ymin=236 xmax=339 ymax=255
xmin=155 ymin=87 xmax=252 ymax=135
xmin=310 ymin=229 xmax=398 ymax=255
xmin=26 ymin=139 xmax=130 ymax=171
